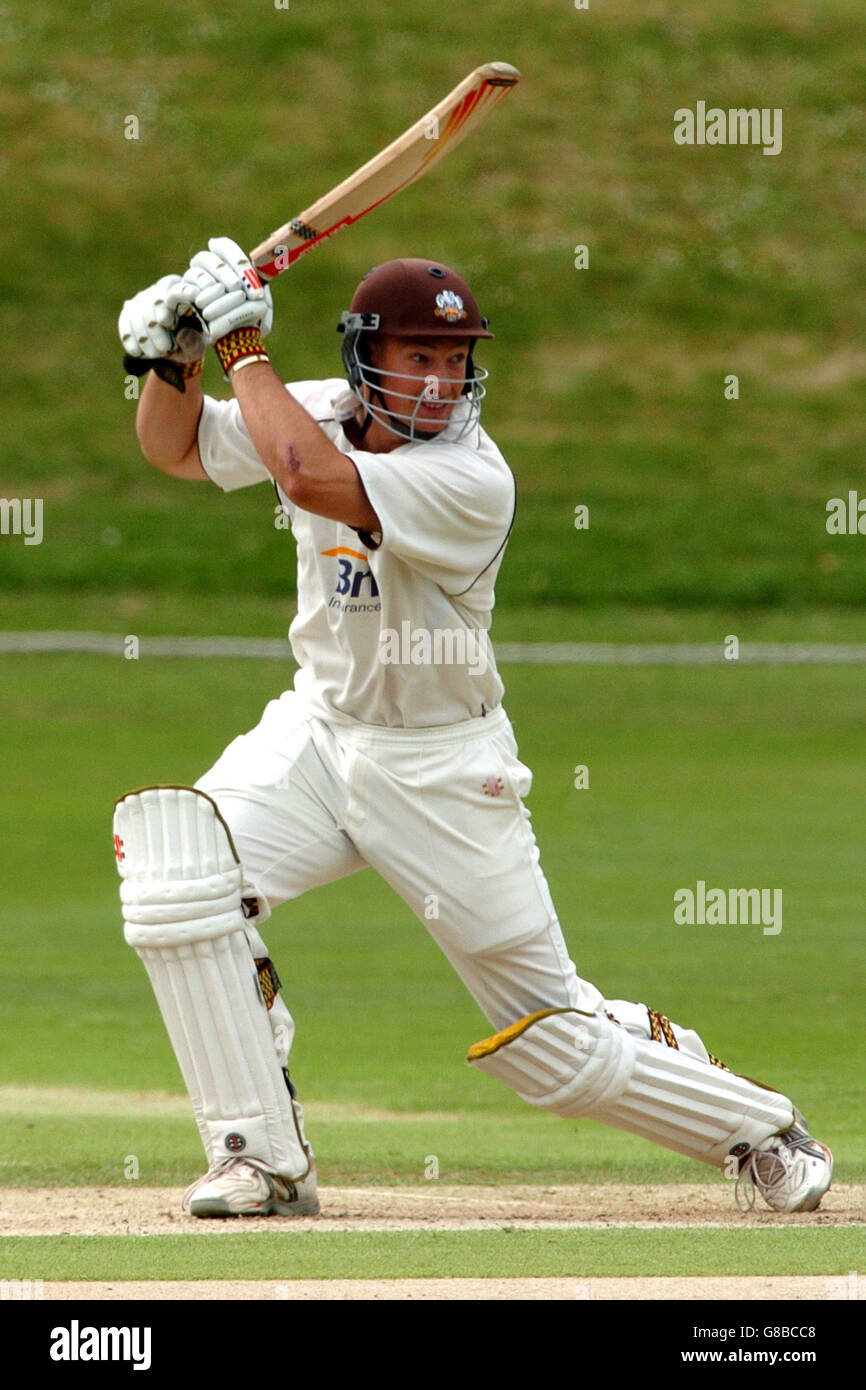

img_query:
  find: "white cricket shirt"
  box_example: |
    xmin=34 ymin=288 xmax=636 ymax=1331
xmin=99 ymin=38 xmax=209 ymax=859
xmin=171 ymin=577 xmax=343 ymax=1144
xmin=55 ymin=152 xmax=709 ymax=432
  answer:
xmin=197 ymin=379 xmax=516 ymax=728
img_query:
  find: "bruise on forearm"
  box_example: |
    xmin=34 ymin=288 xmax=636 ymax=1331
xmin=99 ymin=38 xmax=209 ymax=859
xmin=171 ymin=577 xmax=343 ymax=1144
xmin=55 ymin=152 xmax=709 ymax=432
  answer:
xmin=280 ymin=439 xmax=377 ymax=528
xmin=232 ymin=365 xmax=339 ymax=485
xmin=275 ymin=438 xmax=327 ymax=497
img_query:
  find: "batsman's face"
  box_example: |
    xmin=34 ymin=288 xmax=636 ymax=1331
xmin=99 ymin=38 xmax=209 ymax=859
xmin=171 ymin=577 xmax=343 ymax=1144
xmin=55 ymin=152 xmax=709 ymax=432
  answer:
xmin=369 ymin=336 xmax=471 ymax=431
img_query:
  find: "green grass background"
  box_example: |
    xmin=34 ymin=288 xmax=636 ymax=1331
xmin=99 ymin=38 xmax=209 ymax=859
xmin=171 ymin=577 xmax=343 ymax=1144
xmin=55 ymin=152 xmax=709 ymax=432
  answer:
xmin=1 ymin=0 xmax=865 ymax=609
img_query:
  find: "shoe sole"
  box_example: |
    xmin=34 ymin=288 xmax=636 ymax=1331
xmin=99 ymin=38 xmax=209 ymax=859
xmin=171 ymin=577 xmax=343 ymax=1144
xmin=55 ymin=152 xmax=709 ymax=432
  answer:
xmin=189 ymin=1195 xmax=321 ymax=1218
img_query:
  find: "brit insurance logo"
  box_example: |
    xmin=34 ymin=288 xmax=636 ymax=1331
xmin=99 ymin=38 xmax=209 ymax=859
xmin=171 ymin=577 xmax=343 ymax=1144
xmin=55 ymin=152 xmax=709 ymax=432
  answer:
xmin=322 ymin=546 xmax=380 ymax=611
xmin=433 ymin=290 xmax=467 ymax=323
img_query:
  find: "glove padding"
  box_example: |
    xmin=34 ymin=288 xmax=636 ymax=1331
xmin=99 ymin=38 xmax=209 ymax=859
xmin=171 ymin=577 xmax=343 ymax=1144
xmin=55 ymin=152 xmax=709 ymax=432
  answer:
xmin=167 ymin=237 xmax=274 ymax=345
xmin=118 ymin=274 xmax=206 ymax=363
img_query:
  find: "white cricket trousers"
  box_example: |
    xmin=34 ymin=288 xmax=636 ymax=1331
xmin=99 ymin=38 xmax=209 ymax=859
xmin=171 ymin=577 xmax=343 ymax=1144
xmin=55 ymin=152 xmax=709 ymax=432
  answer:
xmin=194 ymin=692 xmax=797 ymax=1173
xmin=196 ymin=693 xmax=604 ymax=1029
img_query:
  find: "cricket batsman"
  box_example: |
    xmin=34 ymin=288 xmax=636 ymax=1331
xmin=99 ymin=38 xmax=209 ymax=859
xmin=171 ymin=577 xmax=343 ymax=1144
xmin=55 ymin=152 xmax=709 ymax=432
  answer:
xmin=115 ymin=239 xmax=833 ymax=1217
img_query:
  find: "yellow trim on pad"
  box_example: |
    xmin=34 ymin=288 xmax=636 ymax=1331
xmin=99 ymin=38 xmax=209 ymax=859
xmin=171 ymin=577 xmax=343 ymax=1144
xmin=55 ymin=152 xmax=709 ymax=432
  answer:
xmin=466 ymin=1007 xmax=576 ymax=1062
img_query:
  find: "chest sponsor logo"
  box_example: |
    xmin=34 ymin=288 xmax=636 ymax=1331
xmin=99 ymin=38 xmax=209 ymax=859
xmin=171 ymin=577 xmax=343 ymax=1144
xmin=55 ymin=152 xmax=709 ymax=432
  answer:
xmin=321 ymin=546 xmax=380 ymax=608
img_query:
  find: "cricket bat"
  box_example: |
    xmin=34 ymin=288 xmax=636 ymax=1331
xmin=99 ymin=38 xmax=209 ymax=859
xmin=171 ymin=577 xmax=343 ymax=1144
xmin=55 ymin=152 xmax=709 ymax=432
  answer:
xmin=128 ymin=63 xmax=520 ymax=386
xmin=251 ymin=62 xmax=521 ymax=280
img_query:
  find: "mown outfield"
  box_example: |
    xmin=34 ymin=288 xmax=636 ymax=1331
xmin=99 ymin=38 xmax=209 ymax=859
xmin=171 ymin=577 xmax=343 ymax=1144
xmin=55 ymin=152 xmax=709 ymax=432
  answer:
xmin=1 ymin=0 xmax=864 ymax=1302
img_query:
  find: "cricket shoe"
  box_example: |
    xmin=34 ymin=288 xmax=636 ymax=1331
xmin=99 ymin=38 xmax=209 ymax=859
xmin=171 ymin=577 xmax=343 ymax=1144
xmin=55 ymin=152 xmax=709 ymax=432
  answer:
xmin=735 ymin=1109 xmax=833 ymax=1213
xmin=183 ymin=1156 xmax=320 ymax=1218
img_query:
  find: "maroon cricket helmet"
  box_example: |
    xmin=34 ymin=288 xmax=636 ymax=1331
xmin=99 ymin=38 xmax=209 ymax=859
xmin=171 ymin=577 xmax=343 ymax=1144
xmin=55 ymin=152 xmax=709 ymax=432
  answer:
xmin=344 ymin=258 xmax=494 ymax=339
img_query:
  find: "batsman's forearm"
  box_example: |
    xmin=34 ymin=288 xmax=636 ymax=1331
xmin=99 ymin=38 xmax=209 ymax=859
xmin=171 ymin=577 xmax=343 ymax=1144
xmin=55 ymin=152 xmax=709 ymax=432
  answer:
xmin=230 ymin=361 xmax=377 ymax=528
xmin=135 ymin=371 xmax=204 ymax=473
xmin=231 ymin=362 xmax=348 ymax=492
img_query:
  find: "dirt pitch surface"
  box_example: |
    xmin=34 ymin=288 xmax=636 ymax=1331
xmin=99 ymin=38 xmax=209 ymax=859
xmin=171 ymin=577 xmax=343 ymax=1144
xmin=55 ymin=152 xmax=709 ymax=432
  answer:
xmin=2 ymin=1182 xmax=863 ymax=1234
xmin=34 ymin=1276 xmax=852 ymax=1301
xmin=3 ymin=1183 xmax=863 ymax=1301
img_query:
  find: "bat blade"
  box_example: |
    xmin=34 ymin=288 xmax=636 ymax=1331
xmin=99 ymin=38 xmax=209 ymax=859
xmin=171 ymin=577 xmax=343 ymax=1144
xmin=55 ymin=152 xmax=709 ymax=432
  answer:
xmin=251 ymin=62 xmax=520 ymax=280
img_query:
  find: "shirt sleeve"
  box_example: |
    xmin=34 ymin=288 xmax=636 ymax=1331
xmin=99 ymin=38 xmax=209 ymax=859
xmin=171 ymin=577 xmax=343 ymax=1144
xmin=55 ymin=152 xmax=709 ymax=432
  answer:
xmin=350 ymin=441 xmax=516 ymax=594
xmin=196 ymin=396 xmax=271 ymax=492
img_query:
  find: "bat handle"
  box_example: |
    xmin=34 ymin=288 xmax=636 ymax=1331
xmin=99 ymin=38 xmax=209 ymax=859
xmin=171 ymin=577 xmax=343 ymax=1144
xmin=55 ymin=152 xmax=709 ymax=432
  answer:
xmin=173 ymin=307 xmax=208 ymax=360
xmin=253 ymin=243 xmax=291 ymax=282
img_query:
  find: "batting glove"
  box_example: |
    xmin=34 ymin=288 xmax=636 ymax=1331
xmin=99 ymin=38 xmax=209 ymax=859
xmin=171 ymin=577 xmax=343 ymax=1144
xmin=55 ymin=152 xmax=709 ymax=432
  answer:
xmin=119 ymin=274 xmax=206 ymax=361
xmin=167 ymin=237 xmax=274 ymax=345
xmin=119 ymin=273 xmax=208 ymax=392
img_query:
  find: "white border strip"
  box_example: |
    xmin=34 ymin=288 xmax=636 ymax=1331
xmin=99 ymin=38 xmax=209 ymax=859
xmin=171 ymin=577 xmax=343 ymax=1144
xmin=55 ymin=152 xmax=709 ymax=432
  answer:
xmin=3 ymin=632 xmax=866 ymax=664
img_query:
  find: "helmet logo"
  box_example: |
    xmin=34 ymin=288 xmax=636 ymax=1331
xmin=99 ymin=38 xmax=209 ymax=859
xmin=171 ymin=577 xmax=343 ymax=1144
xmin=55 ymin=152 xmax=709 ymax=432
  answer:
xmin=434 ymin=290 xmax=467 ymax=323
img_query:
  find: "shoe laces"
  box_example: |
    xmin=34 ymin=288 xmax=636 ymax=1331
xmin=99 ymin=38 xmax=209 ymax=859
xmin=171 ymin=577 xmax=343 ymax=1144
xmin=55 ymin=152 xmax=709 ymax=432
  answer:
xmin=734 ymin=1126 xmax=816 ymax=1212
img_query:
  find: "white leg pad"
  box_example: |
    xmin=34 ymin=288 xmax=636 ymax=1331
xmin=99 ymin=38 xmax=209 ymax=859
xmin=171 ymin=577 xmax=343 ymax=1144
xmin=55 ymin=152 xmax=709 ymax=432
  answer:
xmin=468 ymin=1008 xmax=636 ymax=1113
xmin=595 ymin=1040 xmax=794 ymax=1168
xmin=114 ymin=785 xmax=311 ymax=1180
xmin=468 ymin=1006 xmax=794 ymax=1170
